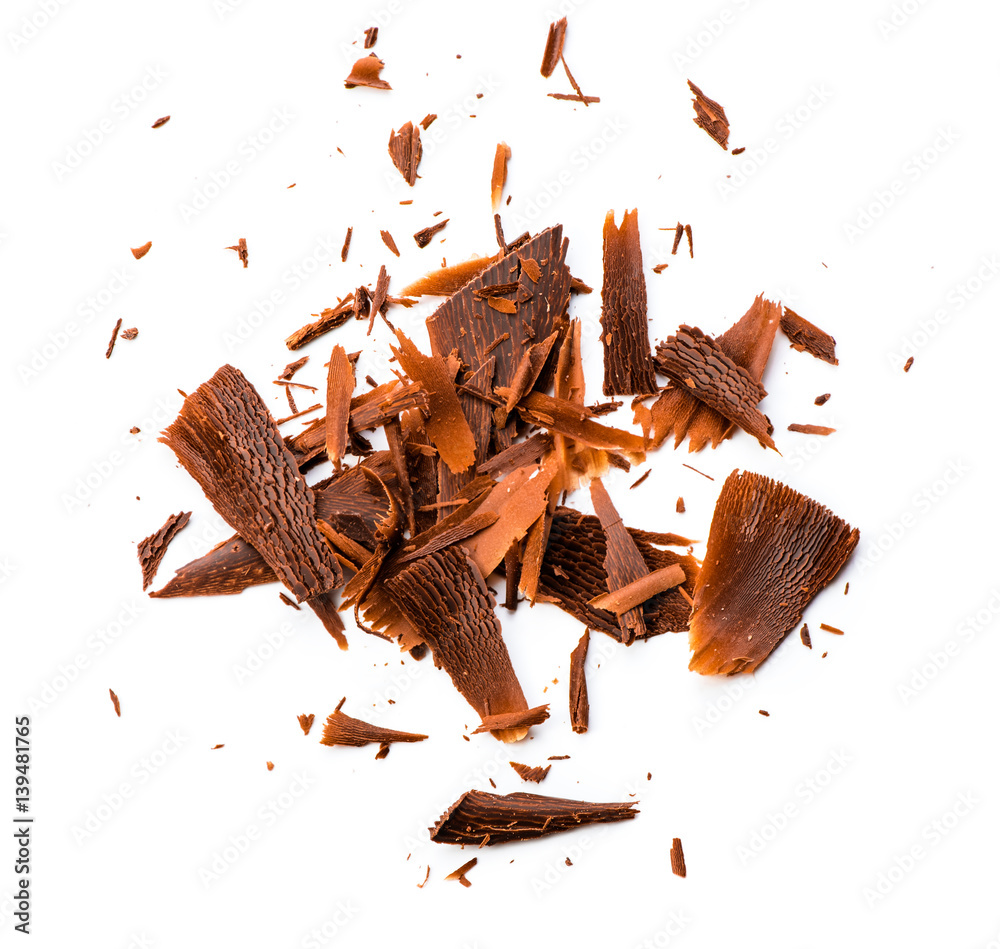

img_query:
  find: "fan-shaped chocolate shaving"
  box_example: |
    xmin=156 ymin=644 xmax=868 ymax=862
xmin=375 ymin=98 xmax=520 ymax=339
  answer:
xmin=653 ymin=325 xmax=776 ymax=451
xmin=600 ymin=210 xmax=657 ymax=396
xmin=688 ymin=470 xmax=859 ymax=675
xmin=510 ymin=761 xmax=551 ymax=783
xmin=687 ymin=80 xmax=729 ymax=149
xmin=430 ymin=790 xmax=638 ymax=846
xmin=345 ymin=54 xmax=391 ymax=90
xmin=569 ymin=630 xmax=590 ymax=734
xmin=540 ymin=18 xmax=567 ymax=77
xmin=320 ymin=697 xmax=427 ymax=747
xmin=388 ymin=121 xmax=421 ymax=185
xmin=386 ymin=546 xmax=532 ymax=741
xmin=297 ymin=713 xmax=315 ymax=735
xmin=138 ymin=511 xmax=191 ymax=591
xmin=537 ymin=509 xmax=698 ymax=642
xmin=780 ymin=308 xmax=838 ymax=365
xmin=158 ymin=366 xmax=345 ymax=642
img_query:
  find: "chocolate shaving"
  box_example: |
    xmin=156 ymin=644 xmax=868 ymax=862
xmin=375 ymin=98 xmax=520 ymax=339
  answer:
xmin=400 ymin=254 xmax=499 ymax=297
xmin=137 ymin=510 xmax=192 ymax=591
xmin=445 ymin=857 xmax=477 ymax=887
xmin=325 ymin=346 xmax=355 ymax=469
xmin=670 ymin=837 xmax=687 ymax=877
xmin=688 ymin=470 xmax=859 ymax=675
xmin=414 ymin=218 xmax=449 ymax=248
xmin=569 ymin=630 xmax=590 ymax=734
xmin=106 ymin=318 xmax=122 ymax=359
xmin=540 ymin=18 xmax=567 ymax=77
xmin=491 ymin=143 xmax=511 ymax=211
xmin=388 ymin=121 xmax=421 ymax=186
xmin=279 ymin=356 xmax=309 ymax=381
xmin=227 ymin=238 xmax=248 ymax=268
xmin=588 ymin=563 xmax=687 ymax=614
xmin=320 ymin=697 xmax=427 ymax=747
xmin=904 ymin=356 xmax=914 ymax=372
xmin=630 ymin=470 xmax=651 ymax=490
xmin=471 ymin=704 xmax=550 ymax=735
xmin=820 ymin=623 xmax=845 ymax=635
xmin=298 ymin=713 xmax=315 ymax=735
xmin=510 ymin=761 xmax=551 ymax=784
xmin=509 ymin=392 xmax=646 ymax=457
xmin=676 ymin=496 xmax=685 ymax=513
xmin=151 ymin=115 xmax=170 ymax=128
xmin=788 ymin=423 xmax=836 ymax=436
xmin=109 ymin=689 xmax=121 ymax=717
xmin=600 ymin=210 xmax=657 ymax=395
xmin=547 ymin=93 xmax=601 ymax=104
xmin=653 ymin=324 xmax=776 ymax=451
xmin=364 ymin=26 xmax=378 ymax=48
xmin=131 ymin=241 xmax=152 ymax=260
xmin=380 ymin=230 xmax=401 ymax=257
xmin=780 ymin=308 xmax=838 ymax=365
xmin=286 ymin=296 xmax=356 ymax=351
xmin=688 ymin=80 xmax=729 ymax=149
xmin=420 ymin=113 xmax=437 ymax=129
xmin=279 ymin=592 xmax=300 ymax=610
xmin=478 ymin=432 xmax=553 ymax=478
xmin=121 ymin=327 xmax=138 ymax=340
xmin=341 ymin=227 xmax=353 ymax=262
xmin=800 ymin=624 xmax=812 ymax=649
xmin=431 ymin=790 xmax=638 ymax=846
xmin=345 ymin=54 xmax=391 ymax=90
xmin=814 ymin=393 xmax=831 ymax=406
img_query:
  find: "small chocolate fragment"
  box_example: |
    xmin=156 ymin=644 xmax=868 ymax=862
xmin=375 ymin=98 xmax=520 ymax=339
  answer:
xmin=630 ymin=470 xmax=651 ymax=490
xmin=788 ymin=423 xmax=836 ymax=436
xmin=540 ymin=18 xmax=567 ymax=77
xmin=325 ymin=346 xmax=355 ymax=469
xmin=780 ymin=308 xmax=838 ymax=365
xmin=131 ymin=241 xmax=152 ymax=260
xmin=320 ymin=697 xmax=428 ymax=747
xmin=904 ymin=356 xmax=914 ymax=372
xmin=109 ymin=689 xmax=121 ymax=717
xmin=345 ymin=54 xmax=391 ymax=90
xmin=137 ymin=511 xmax=192 ymax=591
xmin=510 ymin=761 xmax=551 ymax=784
xmin=341 ymin=226 xmax=353 ymax=262
xmin=420 ymin=113 xmax=437 ymax=129
xmin=732 ymin=146 xmax=745 ymax=155
xmin=547 ymin=93 xmax=601 ymax=104
xmin=445 ymin=857 xmax=478 ymax=887
xmin=266 ymin=761 xmax=274 ymax=770
xmin=286 ymin=297 xmax=356 ymax=350
xmin=226 ymin=238 xmax=248 ymax=268
xmin=121 ymin=327 xmax=138 ymax=340
xmin=364 ymin=26 xmax=378 ymax=48
xmin=210 ymin=744 xmax=224 ymax=750
xmin=106 ymin=318 xmax=122 ymax=359
xmin=297 ymin=713 xmax=315 ymax=735
xmin=388 ymin=121 xmax=421 ymax=186
xmin=588 ymin=564 xmax=687 ymax=614
xmin=687 ymin=80 xmax=729 ymax=149
xmin=491 ymin=143 xmax=511 ymax=211
xmin=414 ymin=218 xmax=449 ymax=248
xmin=380 ymin=230 xmax=401 ymax=257
xmin=814 ymin=393 xmax=831 ymax=406
xmin=151 ymin=115 xmax=170 ymax=129
xmin=676 ymin=497 xmax=685 ymax=513
xmin=431 ymin=790 xmax=638 ymax=846
xmin=471 ymin=705 xmax=550 ymax=735
xmin=670 ymin=837 xmax=686 ymax=877
xmin=820 ymin=623 xmax=845 ymax=635
xmin=278 ymin=592 xmax=300 ymax=610
xmin=569 ymin=630 xmax=590 ymax=734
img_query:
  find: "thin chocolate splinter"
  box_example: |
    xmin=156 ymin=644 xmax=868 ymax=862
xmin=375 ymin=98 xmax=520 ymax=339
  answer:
xmin=569 ymin=629 xmax=590 ymax=734
xmin=109 ymin=689 xmax=121 ymax=717
xmin=320 ymin=697 xmax=427 ymax=747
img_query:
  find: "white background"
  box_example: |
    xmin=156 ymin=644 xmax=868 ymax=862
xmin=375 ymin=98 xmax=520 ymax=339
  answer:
xmin=3 ymin=0 xmax=1000 ymax=946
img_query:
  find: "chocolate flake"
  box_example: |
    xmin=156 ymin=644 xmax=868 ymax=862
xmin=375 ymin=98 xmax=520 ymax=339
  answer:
xmin=286 ymin=297 xmax=356 ymax=350
xmin=800 ymin=624 xmax=812 ymax=648
xmin=320 ymin=697 xmax=428 ymax=747
xmin=688 ymin=470 xmax=859 ymax=675
xmin=820 ymin=623 xmax=845 ymax=635
xmin=137 ymin=511 xmax=192 ymax=591
xmin=588 ymin=563 xmax=687 ymax=614
xmin=814 ymin=393 xmax=831 ymax=406
xmin=131 ymin=241 xmax=152 ymax=260
xmin=510 ymin=761 xmax=551 ymax=783
xmin=904 ymin=356 xmax=914 ymax=372
xmin=267 ymin=761 xmax=275 ymax=770
xmin=445 ymin=857 xmax=478 ymax=887
xmin=227 ymin=238 xmax=249 ymax=268
xmin=630 ymin=470 xmax=651 ymax=490
xmin=325 ymin=346 xmax=356 ymax=469
xmin=278 ymin=592 xmax=301 ymax=610
xmin=759 ymin=709 xmax=770 ymax=717
xmin=297 ymin=713 xmax=315 ymax=735
xmin=341 ymin=226 xmax=353 ymax=262
xmin=121 ymin=327 xmax=138 ymax=340
xmin=540 ymin=18 xmax=567 ymax=77
xmin=151 ymin=115 xmax=170 ymax=128
xmin=109 ymin=689 xmax=121 ymax=717
xmin=547 ymin=92 xmax=601 ymax=104
xmin=780 ymin=308 xmax=838 ymax=365
xmin=380 ymin=230 xmax=401 ymax=257
xmin=414 ymin=218 xmax=449 ymax=248
xmin=491 ymin=143 xmax=511 ymax=211
xmin=569 ymin=629 xmax=590 ymax=734
xmin=279 ymin=356 xmax=309 ymax=381
xmin=670 ymin=837 xmax=687 ymax=877
xmin=676 ymin=497 xmax=685 ymax=513
xmin=364 ymin=26 xmax=378 ymax=47
xmin=688 ymin=80 xmax=729 ymax=149
xmin=431 ymin=790 xmax=638 ymax=846
xmin=106 ymin=318 xmax=122 ymax=359
xmin=600 ymin=210 xmax=657 ymax=395
xmin=420 ymin=113 xmax=437 ymax=130
xmin=388 ymin=121 xmax=421 ymax=186
xmin=788 ymin=423 xmax=836 ymax=436
xmin=345 ymin=53 xmax=391 ymax=90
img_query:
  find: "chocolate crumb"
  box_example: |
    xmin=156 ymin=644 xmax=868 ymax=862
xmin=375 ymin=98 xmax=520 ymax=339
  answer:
xmin=266 ymin=761 xmax=274 ymax=770
xmin=297 ymin=714 xmax=315 ymax=736
xmin=629 ymin=470 xmax=651 ymax=490
xmin=131 ymin=241 xmax=152 ymax=260
xmin=800 ymin=624 xmax=812 ymax=649
xmin=364 ymin=26 xmax=378 ymax=48
xmin=676 ymin=497 xmax=685 ymax=513
xmin=226 ymin=238 xmax=249 ymax=268
xmin=341 ymin=226 xmax=353 ymax=262
xmin=814 ymin=393 xmax=831 ymax=406
xmin=414 ymin=218 xmax=449 ymax=248
xmin=121 ymin=327 xmax=138 ymax=341
xmin=904 ymin=356 xmax=914 ymax=372
xmin=109 ymin=689 xmax=121 ymax=717
xmin=151 ymin=115 xmax=170 ymax=129
xmin=759 ymin=709 xmax=769 ymax=717
xmin=820 ymin=623 xmax=845 ymax=635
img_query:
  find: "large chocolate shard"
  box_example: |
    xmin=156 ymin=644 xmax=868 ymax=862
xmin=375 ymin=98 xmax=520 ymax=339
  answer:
xmin=158 ymin=365 xmax=345 ymax=642
xmin=688 ymin=80 xmax=729 ymax=149
xmin=653 ymin=325 xmax=776 ymax=451
xmin=137 ymin=511 xmax=191 ymax=591
xmin=646 ymin=295 xmax=780 ymax=452
xmin=430 ymin=790 xmax=638 ymax=846
xmin=537 ymin=509 xmax=698 ymax=642
xmin=320 ymin=698 xmax=427 ymax=747
xmin=600 ymin=210 xmax=657 ymax=396
xmin=386 ymin=546 xmax=533 ymax=741
xmin=780 ymin=307 xmax=838 ymax=365
xmin=689 ymin=470 xmax=859 ymax=675
xmin=388 ymin=121 xmax=421 ymax=186
xmin=345 ymin=54 xmax=391 ymax=90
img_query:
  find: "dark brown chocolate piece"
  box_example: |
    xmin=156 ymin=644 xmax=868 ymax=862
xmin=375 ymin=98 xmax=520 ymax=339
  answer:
xmin=150 ymin=534 xmax=277 ymax=598
xmin=904 ymin=356 xmax=914 ymax=372
xmin=688 ymin=80 xmax=729 ymax=149
xmin=151 ymin=115 xmax=170 ymax=128
xmin=540 ymin=18 xmax=567 ymax=77
xmin=388 ymin=121 xmax=421 ymax=185
xmin=589 ymin=564 xmax=687 ymax=614
xmin=106 ymin=318 xmax=122 ymax=359
xmin=325 ymin=346 xmax=355 ymax=469
xmin=630 ymin=470 xmax=651 ymax=490
xmin=445 ymin=857 xmax=477 ymax=887
xmin=380 ymin=230 xmax=401 ymax=257
xmin=227 ymin=237 xmax=248 ymax=268
xmin=137 ymin=510 xmax=192 ymax=591
xmin=689 ymin=470 xmax=859 ymax=675
xmin=800 ymin=624 xmax=812 ymax=649
xmin=345 ymin=54 xmax=391 ymax=90
xmin=654 ymin=324 xmax=776 ymax=451
xmin=814 ymin=393 xmax=831 ymax=406
xmin=279 ymin=592 xmax=300 ymax=610
xmin=414 ymin=218 xmax=449 ymax=248
xmin=320 ymin=697 xmax=427 ymax=747
xmin=431 ymin=790 xmax=638 ymax=846
xmin=341 ymin=227 xmax=353 ymax=262
xmin=508 ymin=392 xmax=646 ymax=456
xmin=759 ymin=709 xmax=770 ymax=717
xmin=121 ymin=327 xmax=138 ymax=340
xmin=279 ymin=356 xmax=309 ymax=381
xmin=471 ymin=705 xmax=549 ymax=735
xmin=491 ymin=143 xmax=510 ymax=211
xmin=510 ymin=761 xmax=551 ymax=783
xmin=477 ymin=432 xmax=553 ymax=478
xmin=788 ymin=423 xmax=836 ymax=436
xmin=109 ymin=688 xmax=121 ymax=717
xmin=676 ymin=497 xmax=685 ymax=513
xmin=670 ymin=837 xmax=687 ymax=877
xmin=131 ymin=241 xmax=152 ymax=260
xmin=364 ymin=26 xmax=378 ymax=48
xmin=780 ymin=308 xmax=838 ymax=365
xmin=600 ymin=209 xmax=657 ymax=396
xmin=286 ymin=296 xmax=356 ymax=351
xmin=298 ymin=713 xmax=315 ymax=735
xmin=569 ymin=630 xmax=590 ymax=734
